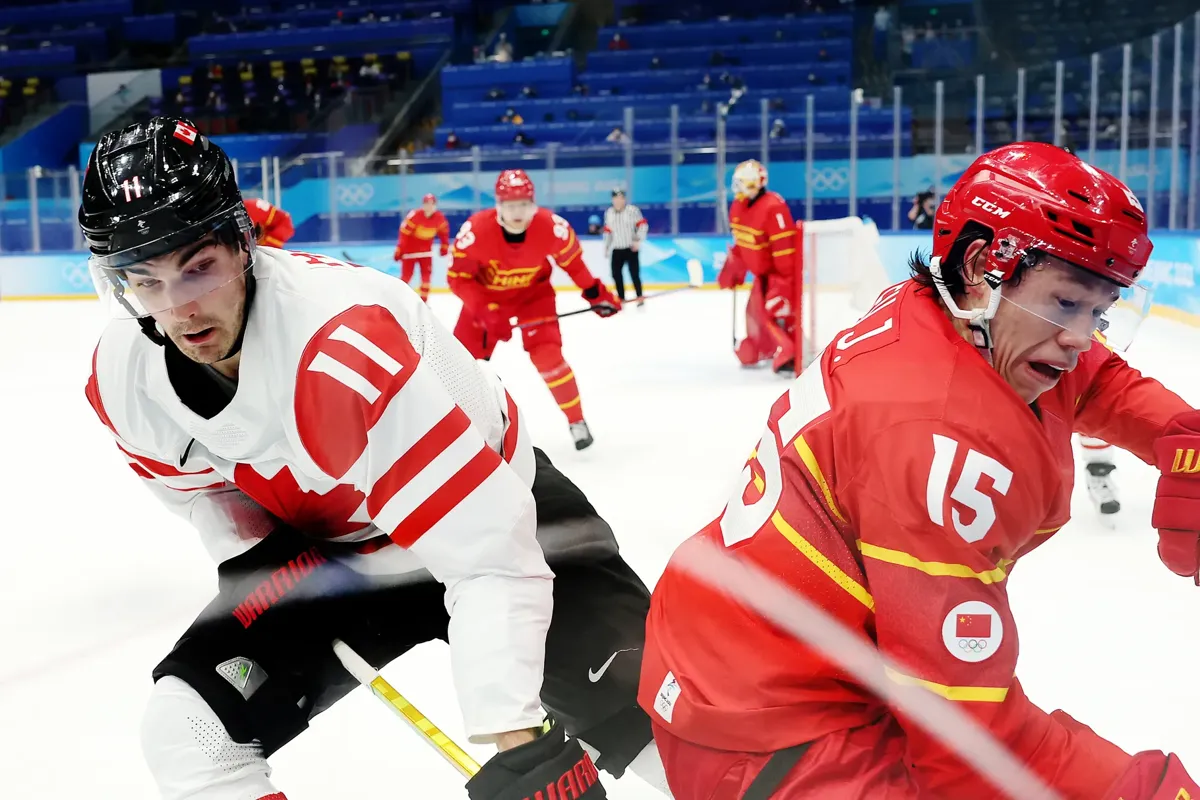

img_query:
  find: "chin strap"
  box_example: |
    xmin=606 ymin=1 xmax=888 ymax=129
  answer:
xmin=929 ymin=254 xmax=1005 ymax=366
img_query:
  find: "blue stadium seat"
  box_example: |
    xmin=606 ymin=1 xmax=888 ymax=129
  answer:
xmin=585 ymin=39 xmax=853 ymax=71
xmin=595 ymin=14 xmax=852 ymax=49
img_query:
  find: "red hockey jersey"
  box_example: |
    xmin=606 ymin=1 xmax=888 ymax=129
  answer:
xmin=397 ymin=208 xmax=450 ymax=257
xmin=729 ymin=189 xmax=796 ymax=279
xmin=639 ymin=280 xmax=1192 ymax=798
xmin=447 ymin=207 xmax=596 ymax=310
xmin=243 ymin=198 xmax=294 ymax=248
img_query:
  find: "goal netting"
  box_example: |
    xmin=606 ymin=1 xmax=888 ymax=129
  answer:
xmin=796 ymin=216 xmax=892 ymax=368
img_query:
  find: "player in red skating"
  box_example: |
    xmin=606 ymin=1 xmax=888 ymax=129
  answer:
xmin=394 ymin=192 xmax=450 ymax=303
xmin=447 ymin=169 xmax=621 ymax=451
xmin=243 ymin=197 xmax=294 ymax=248
xmin=717 ymin=159 xmax=799 ymax=374
xmin=639 ymin=143 xmax=1200 ymax=799
xmin=79 ymin=117 xmax=671 ymax=800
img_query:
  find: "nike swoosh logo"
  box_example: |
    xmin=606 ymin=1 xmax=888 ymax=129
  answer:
xmin=588 ymin=648 xmax=638 ymax=683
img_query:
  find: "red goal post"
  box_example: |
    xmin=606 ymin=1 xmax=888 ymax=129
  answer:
xmin=795 ymin=216 xmax=891 ymax=372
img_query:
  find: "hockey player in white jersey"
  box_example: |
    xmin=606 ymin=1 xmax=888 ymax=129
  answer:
xmin=79 ymin=117 xmax=670 ymax=800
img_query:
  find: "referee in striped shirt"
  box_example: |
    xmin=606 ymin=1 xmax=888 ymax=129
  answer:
xmin=603 ymin=188 xmax=648 ymax=307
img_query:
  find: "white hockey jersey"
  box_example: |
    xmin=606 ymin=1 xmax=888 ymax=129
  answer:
xmin=85 ymin=246 xmax=552 ymax=742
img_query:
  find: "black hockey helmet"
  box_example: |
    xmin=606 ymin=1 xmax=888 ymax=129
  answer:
xmin=79 ymin=116 xmax=255 ymax=319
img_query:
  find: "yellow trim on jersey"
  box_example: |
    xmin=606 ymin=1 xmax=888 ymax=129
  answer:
xmin=769 ymin=230 xmax=796 ymax=241
xmin=772 ymin=510 xmax=875 ymax=611
xmin=489 ymin=265 xmax=542 ymax=276
xmin=1035 ymin=526 xmax=1062 ymax=536
xmin=858 ymin=541 xmax=1010 ymax=584
xmin=557 ymin=248 xmax=582 ymax=268
xmin=884 ymin=668 xmax=1009 ymax=702
xmin=545 ymin=371 xmax=575 ymax=388
xmin=558 ymin=396 xmax=581 ymax=410
xmin=731 ymin=222 xmax=765 ymax=235
xmin=771 ymin=248 xmax=796 ymax=257
xmin=793 ymin=435 xmax=847 ymax=523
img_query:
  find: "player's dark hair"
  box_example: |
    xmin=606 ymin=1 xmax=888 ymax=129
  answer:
xmin=908 ymin=221 xmax=1039 ymax=298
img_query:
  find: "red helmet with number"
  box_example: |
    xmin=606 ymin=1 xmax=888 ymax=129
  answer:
xmin=495 ymin=169 xmax=535 ymax=203
xmin=933 ymin=142 xmax=1151 ymax=288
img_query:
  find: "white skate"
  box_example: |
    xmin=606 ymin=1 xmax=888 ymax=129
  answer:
xmin=1085 ymin=462 xmax=1120 ymax=515
xmin=570 ymin=420 xmax=594 ymax=450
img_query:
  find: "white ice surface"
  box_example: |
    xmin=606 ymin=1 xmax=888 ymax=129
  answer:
xmin=0 ymin=288 xmax=1197 ymax=798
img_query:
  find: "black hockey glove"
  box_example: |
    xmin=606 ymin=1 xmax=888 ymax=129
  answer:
xmin=466 ymin=719 xmax=607 ymax=800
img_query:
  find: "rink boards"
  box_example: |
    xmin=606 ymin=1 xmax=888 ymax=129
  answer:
xmin=2 ymin=232 xmax=1198 ymax=326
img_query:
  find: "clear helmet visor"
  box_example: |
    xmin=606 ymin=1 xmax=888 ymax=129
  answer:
xmin=89 ymin=218 xmax=254 ymax=320
xmin=997 ymin=259 xmax=1152 ymax=352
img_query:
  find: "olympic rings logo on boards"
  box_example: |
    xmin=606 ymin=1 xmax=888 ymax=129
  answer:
xmin=336 ymin=183 xmax=375 ymax=207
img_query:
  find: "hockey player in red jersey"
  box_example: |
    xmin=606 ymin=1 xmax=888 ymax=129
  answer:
xmin=639 ymin=143 xmax=1200 ymax=799
xmin=717 ymin=159 xmax=798 ymax=374
xmin=79 ymin=117 xmax=671 ymax=800
xmin=447 ymin=169 xmax=621 ymax=450
xmin=243 ymin=197 xmax=294 ymax=248
xmin=394 ymin=192 xmax=450 ymax=302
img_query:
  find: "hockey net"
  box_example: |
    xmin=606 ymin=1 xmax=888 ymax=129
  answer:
xmin=796 ymin=216 xmax=891 ymax=371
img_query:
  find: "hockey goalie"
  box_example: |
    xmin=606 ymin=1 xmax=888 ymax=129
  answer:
xmin=718 ymin=159 xmax=798 ymax=374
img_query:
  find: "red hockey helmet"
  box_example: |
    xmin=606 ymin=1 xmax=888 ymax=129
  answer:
xmin=933 ymin=142 xmax=1151 ymax=288
xmin=495 ymin=169 xmax=535 ymax=203
xmin=422 ymin=193 xmax=436 ymax=204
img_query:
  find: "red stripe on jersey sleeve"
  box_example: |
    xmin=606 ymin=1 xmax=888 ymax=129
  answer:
xmin=295 ymin=305 xmax=421 ymax=479
xmin=365 ymin=408 xmax=472 ymax=519
xmin=129 ymin=462 xmax=155 ymax=480
xmin=86 ymin=345 xmax=118 ymax=436
xmin=388 ymin=443 xmax=503 ymax=548
xmin=502 ymin=390 xmax=519 ymax=463
xmin=116 ymin=442 xmax=215 ymax=477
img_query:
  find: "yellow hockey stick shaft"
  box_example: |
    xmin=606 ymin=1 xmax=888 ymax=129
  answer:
xmin=332 ymin=638 xmax=481 ymax=777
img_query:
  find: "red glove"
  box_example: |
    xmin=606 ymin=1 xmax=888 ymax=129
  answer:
xmin=764 ymin=276 xmax=795 ymax=320
xmin=393 ymin=246 xmax=404 ymax=262
xmin=1103 ymin=752 xmax=1200 ymax=800
xmin=581 ymin=280 xmax=621 ymax=317
xmin=440 ymin=243 xmax=450 ymax=257
xmin=717 ymin=248 xmax=747 ymax=290
xmin=1152 ymin=410 xmax=1200 ymax=582
xmin=477 ymin=306 xmax=513 ymax=343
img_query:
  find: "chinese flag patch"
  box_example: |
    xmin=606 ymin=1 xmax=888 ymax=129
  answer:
xmin=956 ymin=613 xmax=992 ymax=638
xmin=173 ymin=121 xmax=198 ymax=145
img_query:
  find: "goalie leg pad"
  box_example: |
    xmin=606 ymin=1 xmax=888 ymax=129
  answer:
xmin=142 ymin=675 xmax=279 ymax=800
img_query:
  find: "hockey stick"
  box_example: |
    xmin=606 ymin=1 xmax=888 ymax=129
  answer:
xmin=517 ymin=258 xmax=706 ymax=331
xmin=669 ymin=540 xmax=1062 ymax=800
xmin=731 ymin=284 xmax=738 ymax=350
xmin=333 ymin=638 xmax=481 ymax=778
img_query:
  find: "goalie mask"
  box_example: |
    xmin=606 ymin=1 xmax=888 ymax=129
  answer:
xmin=732 ymin=160 xmax=768 ymax=202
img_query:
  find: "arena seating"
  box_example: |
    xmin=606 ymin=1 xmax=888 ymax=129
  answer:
xmin=432 ymin=11 xmax=900 ymax=157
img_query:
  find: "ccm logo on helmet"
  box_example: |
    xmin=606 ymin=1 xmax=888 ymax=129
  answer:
xmin=971 ymin=197 xmax=1012 ymax=219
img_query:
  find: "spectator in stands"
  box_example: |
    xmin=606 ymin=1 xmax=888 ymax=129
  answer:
xmin=698 ymin=73 xmax=713 ymax=91
xmin=573 ymin=83 xmax=589 ymax=96
xmin=606 ymin=126 xmax=631 ymax=145
xmin=609 ymin=33 xmax=630 ymax=51
xmin=446 ymin=131 xmax=462 ymax=149
xmin=769 ymin=119 xmax=787 ymax=139
xmin=521 ymin=85 xmax=538 ymax=98
xmin=873 ymin=5 xmax=892 ymax=62
xmin=513 ymin=130 xmax=535 ymax=146
xmin=588 ymin=214 xmax=603 ymax=235
xmin=901 ymin=25 xmax=915 ymax=67
xmin=493 ymin=32 xmax=513 ymax=63
xmin=909 ymin=186 xmax=937 ymax=230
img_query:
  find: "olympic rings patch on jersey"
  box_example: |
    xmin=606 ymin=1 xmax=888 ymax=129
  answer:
xmin=941 ymin=601 xmax=1003 ymax=663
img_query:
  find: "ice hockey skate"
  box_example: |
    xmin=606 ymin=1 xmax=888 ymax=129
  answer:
xmin=571 ymin=420 xmax=595 ymax=450
xmin=1085 ymin=461 xmax=1121 ymax=515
